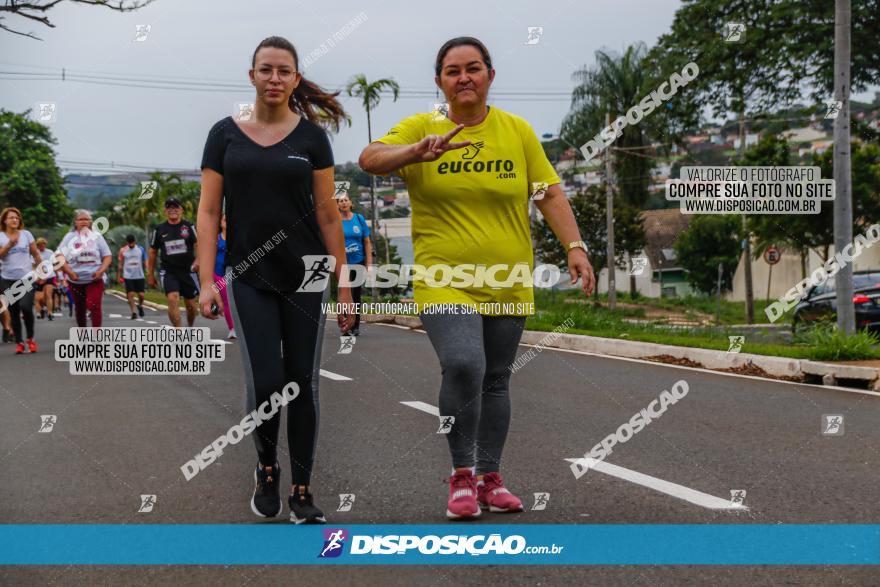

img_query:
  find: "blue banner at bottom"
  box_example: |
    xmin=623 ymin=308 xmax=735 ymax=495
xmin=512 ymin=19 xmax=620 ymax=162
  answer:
xmin=1 ymin=525 xmax=878 ymax=565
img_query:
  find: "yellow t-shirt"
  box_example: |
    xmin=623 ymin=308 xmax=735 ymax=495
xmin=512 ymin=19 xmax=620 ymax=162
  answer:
xmin=376 ymin=106 xmax=560 ymax=316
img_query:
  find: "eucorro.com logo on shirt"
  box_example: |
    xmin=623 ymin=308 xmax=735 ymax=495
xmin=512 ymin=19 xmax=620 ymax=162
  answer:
xmin=434 ymin=140 xmax=517 ymax=179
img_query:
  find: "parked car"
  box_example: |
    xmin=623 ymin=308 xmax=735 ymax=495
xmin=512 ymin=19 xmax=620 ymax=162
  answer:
xmin=792 ymin=270 xmax=880 ymax=333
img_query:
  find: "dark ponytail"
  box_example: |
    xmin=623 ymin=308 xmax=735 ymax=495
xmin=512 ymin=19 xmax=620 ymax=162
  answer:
xmin=252 ymin=36 xmax=349 ymax=132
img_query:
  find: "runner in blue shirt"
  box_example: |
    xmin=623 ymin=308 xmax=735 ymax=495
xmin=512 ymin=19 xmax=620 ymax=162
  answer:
xmin=337 ymin=193 xmax=371 ymax=336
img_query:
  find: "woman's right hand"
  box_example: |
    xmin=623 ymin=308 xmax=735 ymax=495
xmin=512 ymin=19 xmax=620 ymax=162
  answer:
xmin=336 ymin=287 xmax=356 ymax=333
xmin=410 ymin=124 xmax=472 ymax=162
xmin=199 ymin=286 xmax=223 ymax=319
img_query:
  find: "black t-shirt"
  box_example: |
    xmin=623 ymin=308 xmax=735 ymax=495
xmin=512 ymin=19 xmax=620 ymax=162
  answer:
xmin=150 ymin=220 xmax=196 ymax=270
xmin=200 ymin=116 xmax=334 ymax=292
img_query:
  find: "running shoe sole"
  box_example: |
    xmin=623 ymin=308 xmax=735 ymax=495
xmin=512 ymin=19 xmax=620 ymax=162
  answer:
xmin=479 ymin=502 xmax=524 ymax=513
xmin=250 ymin=469 xmax=282 ymax=518
xmin=290 ymin=512 xmax=327 ymax=525
xmin=446 ymin=508 xmax=482 ymax=520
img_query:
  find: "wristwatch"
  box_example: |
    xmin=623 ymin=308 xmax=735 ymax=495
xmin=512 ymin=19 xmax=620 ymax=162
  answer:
xmin=566 ymin=240 xmax=588 ymax=254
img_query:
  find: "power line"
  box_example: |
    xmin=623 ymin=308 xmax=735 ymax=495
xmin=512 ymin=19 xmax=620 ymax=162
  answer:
xmin=0 ymin=66 xmax=576 ymax=97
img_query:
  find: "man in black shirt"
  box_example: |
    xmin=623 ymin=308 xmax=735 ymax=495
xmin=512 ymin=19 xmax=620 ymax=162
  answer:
xmin=147 ymin=197 xmax=199 ymax=327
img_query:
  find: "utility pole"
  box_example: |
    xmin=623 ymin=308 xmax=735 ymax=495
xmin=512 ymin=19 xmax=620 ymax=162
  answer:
xmin=605 ymin=111 xmax=616 ymax=312
xmin=834 ymin=0 xmax=855 ymax=334
xmin=366 ymin=103 xmax=379 ymax=302
xmin=738 ymin=109 xmax=754 ymax=324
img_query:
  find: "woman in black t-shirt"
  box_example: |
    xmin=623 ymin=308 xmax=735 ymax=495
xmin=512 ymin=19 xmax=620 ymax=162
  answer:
xmin=197 ymin=35 xmax=354 ymax=524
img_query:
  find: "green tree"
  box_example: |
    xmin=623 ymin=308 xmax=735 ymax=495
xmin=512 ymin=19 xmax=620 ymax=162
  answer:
xmin=675 ymin=215 xmax=741 ymax=295
xmin=345 ymin=75 xmax=400 ymax=230
xmin=745 ymin=135 xmax=880 ymax=275
xmin=650 ymin=0 xmax=808 ymax=322
xmin=113 ymin=172 xmax=200 ymax=237
xmin=743 ymin=134 xmax=830 ymax=277
xmin=561 ymin=43 xmax=654 ymax=209
xmin=533 ymin=186 xmax=611 ymax=298
xmin=777 ymin=0 xmax=880 ymax=100
xmin=0 ymin=109 xmax=70 ymax=226
xmin=346 ymin=74 xmax=401 ymax=300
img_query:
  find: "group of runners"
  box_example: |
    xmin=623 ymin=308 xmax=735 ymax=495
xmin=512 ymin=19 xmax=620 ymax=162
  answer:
xmin=0 ymin=198 xmax=241 ymax=354
xmin=194 ymin=35 xmax=595 ymax=524
xmin=5 ymin=33 xmax=596 ymax=524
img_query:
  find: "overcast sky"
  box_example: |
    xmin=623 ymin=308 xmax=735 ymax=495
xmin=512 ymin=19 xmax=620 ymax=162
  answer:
xmin=0 ymin=0 xmax=685 ymax=173
xmin=2 ymin=0 xmax=871 ymax=177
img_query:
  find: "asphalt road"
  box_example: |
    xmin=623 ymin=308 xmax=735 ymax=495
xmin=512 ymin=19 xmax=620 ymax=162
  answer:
xmin=1 ymin=294 xmax=878 ymax=586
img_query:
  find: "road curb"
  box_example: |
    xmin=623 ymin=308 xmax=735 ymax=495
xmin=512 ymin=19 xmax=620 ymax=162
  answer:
xmin=360 ymin=313 xmax=880 ymax=391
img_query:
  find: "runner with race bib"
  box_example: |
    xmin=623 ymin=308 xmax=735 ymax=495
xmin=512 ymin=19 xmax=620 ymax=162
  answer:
xmin=147 ymin=197 xmax=199 ymax=328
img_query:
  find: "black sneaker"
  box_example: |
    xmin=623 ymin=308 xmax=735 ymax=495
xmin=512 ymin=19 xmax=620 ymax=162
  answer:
xmin=138 ymin=305 xmax=145 ymax=317
xmin=289 ymin=486 xmax=326 ymax=524
xmin=250 ymin=463 xmax=283 ymax=518
xmin=131 ymin=312 xmax=137 ymax=320
xmin=351 ymin=328 xmax=360 ymax=337
xmin=2 ymin=330 xmax=10 ymax=343
xmin=47 ymin=314 xmax=53 ymax=321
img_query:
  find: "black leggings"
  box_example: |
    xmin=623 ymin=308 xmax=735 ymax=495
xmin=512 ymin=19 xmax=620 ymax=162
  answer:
xmin=227 ymin=279 xmax=328 ymax=485
xmin=1 ymin=279 xmax=35 ymax=343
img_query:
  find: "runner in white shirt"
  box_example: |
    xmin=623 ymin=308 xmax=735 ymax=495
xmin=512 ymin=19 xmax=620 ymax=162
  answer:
xmin=117 ymin=234 xmax=146 ymax=319
xmin=0 ymin=207 xmax=43 ymax=353
xmin=56 ymin=210 xmax=112 ymax=328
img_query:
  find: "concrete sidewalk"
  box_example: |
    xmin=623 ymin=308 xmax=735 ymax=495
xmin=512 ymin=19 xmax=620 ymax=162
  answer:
xmin=359 ymin=313 xmax=880 ymax=392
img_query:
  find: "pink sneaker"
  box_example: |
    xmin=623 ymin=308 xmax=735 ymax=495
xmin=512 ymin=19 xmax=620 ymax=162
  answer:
xmin=446 ymin=469 xmax=480 ymax=520
xmin=477 ymin=472 xmax=524 ymax=513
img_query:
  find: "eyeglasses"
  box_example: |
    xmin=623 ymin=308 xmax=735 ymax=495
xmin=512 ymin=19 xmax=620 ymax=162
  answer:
xmin=254 ymin=67 xmax=297 ymax=82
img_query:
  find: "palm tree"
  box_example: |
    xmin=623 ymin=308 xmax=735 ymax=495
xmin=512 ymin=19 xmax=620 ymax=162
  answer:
xmin=345 ymin=75 xmax=400 ymax=299
xmin=561 ymin=44 xmax=652 ymax=298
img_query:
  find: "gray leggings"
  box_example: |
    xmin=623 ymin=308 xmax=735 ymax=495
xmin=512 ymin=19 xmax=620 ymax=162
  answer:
xmin=419 ymin=307 xmax=526 ymax=474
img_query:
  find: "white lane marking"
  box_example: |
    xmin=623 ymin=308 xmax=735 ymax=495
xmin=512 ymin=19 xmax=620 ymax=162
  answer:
xmin=375 ymin=323 xmax=427 ymax=334
xmin=136 ymin=319 xmax=145 ymax=322
xmin=375 ymin=322 xmax=879 ymax=397
xmin=109 ymin=313 xmax=122 ymax=318
xmin=563 ymin=458 xmax=747 ymax=511
xmin=320 ymin=369 xmax=351 ymax=381
xmin=398 ymin=394 xmax=747 ymax=511
xmin=400 ymin=401 xmax=440 ymax=417
xmin=146 ymin=320 xmax=157 ymax=324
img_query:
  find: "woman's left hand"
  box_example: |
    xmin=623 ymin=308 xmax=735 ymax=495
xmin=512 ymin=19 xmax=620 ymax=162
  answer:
xmin=336 ymin=287 xmax=356 ymax=333
xmin=568 ymin=249 xmax=595 ymax=296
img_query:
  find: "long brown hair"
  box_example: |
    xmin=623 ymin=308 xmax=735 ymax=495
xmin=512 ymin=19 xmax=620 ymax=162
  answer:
xmin=251 ymin=36 xmax=348 ymax=132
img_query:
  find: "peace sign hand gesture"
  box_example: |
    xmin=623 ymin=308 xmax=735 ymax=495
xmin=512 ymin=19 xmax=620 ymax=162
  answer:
xmin=411 ymin=124 xmax=471 ymax=163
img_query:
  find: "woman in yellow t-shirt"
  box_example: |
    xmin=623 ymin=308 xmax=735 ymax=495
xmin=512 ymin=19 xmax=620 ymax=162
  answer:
xmin=360 ymin=36 xmax=595 ymax=520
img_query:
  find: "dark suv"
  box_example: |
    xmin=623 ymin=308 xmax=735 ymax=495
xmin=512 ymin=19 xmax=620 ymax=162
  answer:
xmin=792 ymin=270 xmax=880 ymax=333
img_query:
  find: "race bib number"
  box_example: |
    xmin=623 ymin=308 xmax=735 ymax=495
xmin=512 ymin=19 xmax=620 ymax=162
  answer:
xmin=74 ymin=250 xmax=98 ymax=264
xmin=164 ymin=239 xmax=187 ymax=255
xmin=126 ymin=258 xmax=141 ymax=266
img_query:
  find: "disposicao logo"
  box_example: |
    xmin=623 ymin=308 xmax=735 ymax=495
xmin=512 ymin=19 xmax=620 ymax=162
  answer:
xmin=319 ymin=528 xmax=348 ymax=558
